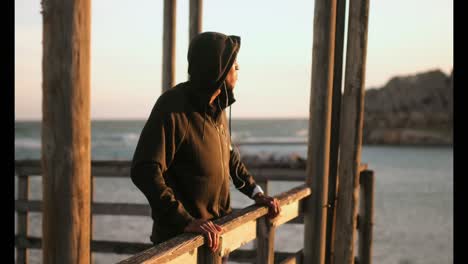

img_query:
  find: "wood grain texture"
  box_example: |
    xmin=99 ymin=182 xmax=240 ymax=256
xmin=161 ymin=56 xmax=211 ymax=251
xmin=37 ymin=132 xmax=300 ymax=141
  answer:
xmin=256 ymin=217 xmax=275 ymax=264
xmin=358 ymin=170 xmax=374 ymax=264
xmin=304 ymin=0 xmax=337 ymax=264
xmin=119 ymin=185 xmax=310 ymax=263
xmin=332 ymin=0 xmax=370 ymax=262
xmin=41 ymin=0 xmax=91 ymax=263
xmin=163 ymin=0 xmax=176 ymax=93
xmin=189 ymin=0 xmax=202 ymax=42
xmin=325 ymin=0 xmax=347 ymax=263
xmin=17 ymin=176 xmax=29 ymax=264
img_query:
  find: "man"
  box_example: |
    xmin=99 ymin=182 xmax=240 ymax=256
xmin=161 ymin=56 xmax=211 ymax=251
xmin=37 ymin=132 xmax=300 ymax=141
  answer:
xmin=130 ymin=32 xmax=280 ymax=261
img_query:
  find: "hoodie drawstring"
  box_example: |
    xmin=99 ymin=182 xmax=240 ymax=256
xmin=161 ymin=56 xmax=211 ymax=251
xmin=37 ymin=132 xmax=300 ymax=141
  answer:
xmin=229 ymin=106 xmax=232 ymax=142
xmin=222 ymin=82 xmax=233 ymax=143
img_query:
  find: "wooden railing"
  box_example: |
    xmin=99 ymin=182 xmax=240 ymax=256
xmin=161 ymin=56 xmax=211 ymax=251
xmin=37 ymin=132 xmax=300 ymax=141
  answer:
xmin=14 ymin=160 xmax=373 ymax=264
xmin=119 ymin=184 xmax=311 ymax=264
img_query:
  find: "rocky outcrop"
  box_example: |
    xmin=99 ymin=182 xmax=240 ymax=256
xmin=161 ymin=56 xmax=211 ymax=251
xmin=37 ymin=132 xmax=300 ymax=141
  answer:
xmin=363 ymin=69 xmax=453 ymax=145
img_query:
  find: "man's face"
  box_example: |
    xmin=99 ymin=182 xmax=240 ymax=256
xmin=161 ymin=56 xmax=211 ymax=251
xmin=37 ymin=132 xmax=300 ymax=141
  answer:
xmin=225 ymin=60 xmax=239 ymax=90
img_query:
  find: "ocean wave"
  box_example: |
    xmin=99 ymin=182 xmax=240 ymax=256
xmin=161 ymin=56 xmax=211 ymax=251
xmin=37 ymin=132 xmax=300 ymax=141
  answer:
xmin=15 ymin=138 xmax=41 ymax=149
xmin=235 ymin=136 xmax=306 ymax=143
xmin=93 ymin=133 xmax=140 ymax=146
xmin=295 ymin=129 xmax=308 ymax=137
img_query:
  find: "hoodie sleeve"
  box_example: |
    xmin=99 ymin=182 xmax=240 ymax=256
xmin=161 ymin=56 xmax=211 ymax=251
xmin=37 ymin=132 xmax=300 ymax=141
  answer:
xmin=229 ymin=145 xmax=258 ymax=198
xmin=130 ymin=110 xmax=195 ymax=232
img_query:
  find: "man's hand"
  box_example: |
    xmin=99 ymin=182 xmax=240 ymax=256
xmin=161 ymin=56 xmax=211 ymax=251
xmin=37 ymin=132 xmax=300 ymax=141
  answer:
xmin=253 ymin=193 xmax=281 ymax=219
xmin=184 ymin=219 xmax=223 ymax=252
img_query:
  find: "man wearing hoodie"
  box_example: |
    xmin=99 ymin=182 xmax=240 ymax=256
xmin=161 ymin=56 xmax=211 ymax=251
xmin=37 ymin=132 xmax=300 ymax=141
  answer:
xmin=130 ymin=32 xmax=280 ymax=261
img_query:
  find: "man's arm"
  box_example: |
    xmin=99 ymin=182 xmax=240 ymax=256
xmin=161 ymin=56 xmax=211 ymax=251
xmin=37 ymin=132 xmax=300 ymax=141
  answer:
xmin=229 ymin=145 xmax=281 ymax=218
xmin=229 ymin=145 xmax=264 ymax=199
xmin=131 ymin=111 xmax=195 ymax=232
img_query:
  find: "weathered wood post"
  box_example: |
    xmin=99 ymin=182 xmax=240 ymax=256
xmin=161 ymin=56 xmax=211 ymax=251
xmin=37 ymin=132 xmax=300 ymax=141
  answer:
xmin=256 ymin=217 xmax=275 ymax=264
xmin=41 ymin=0 xmax=92 ymax=263
xmin=17 ymin=174 xmax=29 ymax=264
xmin=333 ymin=0 xmax=370 ymax=262
xmin=162 ymin=0 xmax=176 ymax=93
xmin=358 ymin=170 xmax=374 ymax=264
xmin=303 ymin=0 xmax=337 ymax=263
xmin=199 ymin=245 xmax=223 ymax=264
xmin=189 ymin=0 xmax=203 ymax=41
xmin=326 ymin=0 xmax=347 ymax=263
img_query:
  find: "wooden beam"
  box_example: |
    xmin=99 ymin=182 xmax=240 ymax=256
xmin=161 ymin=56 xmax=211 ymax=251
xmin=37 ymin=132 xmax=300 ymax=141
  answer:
xmin=15 ymin=200 xmax=151 ymax=216
xmin=14 ymin=237 xmax=302 ymax=264
xmin=333 ymin=0 xmax=370 ymax=262
xmin=118 ymin=234 xmax=204 ymax=264
xmin=168 ymin=249 xmax=197 ymax=264
xmin=41 ymin=0 xmax=91 ymax=263
xmin=16 ymin=159 xmax=367 ymax=173
xmin=15 ymin=236 xmax=153 ymax=255
xmin=219 ymin=219 xmax=257 ymax=257
xmin=118 ymin=185 xmax=309 ymax=263
xmin=15 ymin=200 xmax=307 ymax=219
xmin=15 ymin=236 xmax=306 ymax=262
xmin=358 ymin=170 xmax=374 ymax=264
xmin=162 ymin=0 xmax=176 ymax=93
xmin=325 ymin=0 xmax=347 ymax=263
xmin=15 ymin=160 xmax=308 ymax=181
xmin=271 ymin=200 xmax=302 ymax=227
xmin=229 ymin=249 xmax=302 ymax=263
xmin=189 ymin=0 xmax=202 ymax=41
xmin=257 ymin=217 xmax=275 ymax=264
xmin=17 ymin=160 xmax=368 ymax=181
xmin=304 ymin=0 xmax=337 ymax=263
xmin=17 ymin=175 xmax=29 ymax=264
xmin=277 ymin=250 xmax=303 ymax=264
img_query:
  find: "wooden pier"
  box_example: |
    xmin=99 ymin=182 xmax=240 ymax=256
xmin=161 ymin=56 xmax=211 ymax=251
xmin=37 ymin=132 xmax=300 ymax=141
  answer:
xmin=15 ymin=160 xmax=373 ymax=264
xmin=17 ymin=0 xmax=371 ymax=263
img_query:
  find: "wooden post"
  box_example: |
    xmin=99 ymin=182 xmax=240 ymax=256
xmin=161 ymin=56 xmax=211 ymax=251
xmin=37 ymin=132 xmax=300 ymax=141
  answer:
xmin=325 ymin=0 xmax=347 ymax=263
xmin=41 ymin=0 xmax=92 ymax=263
xmin=90 ymin=176 xmax=94 ymax=263
xmin=358 ymin=170 xmax=374 ymax=264
xmin=333 ymin=0 xmax=370 ymax=262
xmin=303 ymin=0 xmax=337 ymax=264
xmin=17 ymin=175 xmax=29 ymax=264
xmin=162 ymin=0 xmax=176 ymax=93
xmin=199 ymin=244 xmax=223 ymax=264
xmin=189 ymin=0 xmax=203 ymax=42
xmin=256 ymin=218 xmax=275 ymax=264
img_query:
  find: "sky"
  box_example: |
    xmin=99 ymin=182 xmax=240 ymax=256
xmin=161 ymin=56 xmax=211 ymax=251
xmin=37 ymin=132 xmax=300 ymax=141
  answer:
xmin=15 ymin=0 xmax=453 ymax=120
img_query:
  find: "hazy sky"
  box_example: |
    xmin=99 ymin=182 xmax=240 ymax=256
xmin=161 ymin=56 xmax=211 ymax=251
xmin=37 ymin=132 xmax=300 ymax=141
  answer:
xmin=15 ymin=0 xmax=453 ymax=120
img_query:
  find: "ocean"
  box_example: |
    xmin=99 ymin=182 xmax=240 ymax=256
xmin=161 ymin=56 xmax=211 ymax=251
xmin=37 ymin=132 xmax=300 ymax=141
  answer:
xmin=15 ymin=119 xmax=453 ymax=264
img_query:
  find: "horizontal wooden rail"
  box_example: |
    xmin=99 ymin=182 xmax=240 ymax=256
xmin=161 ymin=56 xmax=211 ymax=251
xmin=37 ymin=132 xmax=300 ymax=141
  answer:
xmin=118 ymin=184 xmax=311 ymax=263
xmin=15 ymin=233 xmax=305 ymax=264
xmin=15 ymin=235 xmax=152 ymax=255
xmin=15 ymin=160 xmax=366 ymax=181
xmin=15 ymin=201 xmax=307 ymax=222
xmin=14 ymin=160 xmax=367 ymax=262
xmin=15 ymin=200 xmax=151 ymax=216
xmin=15 ymin=235 xmax=305 ymax=262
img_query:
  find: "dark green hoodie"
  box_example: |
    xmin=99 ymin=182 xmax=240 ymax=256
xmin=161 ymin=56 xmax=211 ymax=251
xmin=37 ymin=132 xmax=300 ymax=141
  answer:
xmin=131 ymin=32 xmax=259 ymax=244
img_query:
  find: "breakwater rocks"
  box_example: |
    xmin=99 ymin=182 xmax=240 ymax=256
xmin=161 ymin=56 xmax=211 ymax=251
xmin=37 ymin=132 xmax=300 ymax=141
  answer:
xmin=241 ymin=153 xmax=306 ymax=169
xmin=363 ymin=69 xmax=452 ymax=145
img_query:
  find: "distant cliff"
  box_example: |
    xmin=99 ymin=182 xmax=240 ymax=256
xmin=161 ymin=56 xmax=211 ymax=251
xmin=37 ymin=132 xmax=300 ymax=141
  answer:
xmin=363 ymin=69 xmax=453 ymax=145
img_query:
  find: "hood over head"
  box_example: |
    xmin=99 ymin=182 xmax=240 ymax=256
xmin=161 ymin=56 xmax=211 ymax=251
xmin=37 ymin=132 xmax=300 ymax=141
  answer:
xmin=187 ymin=32 xmax=240 ymax=107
